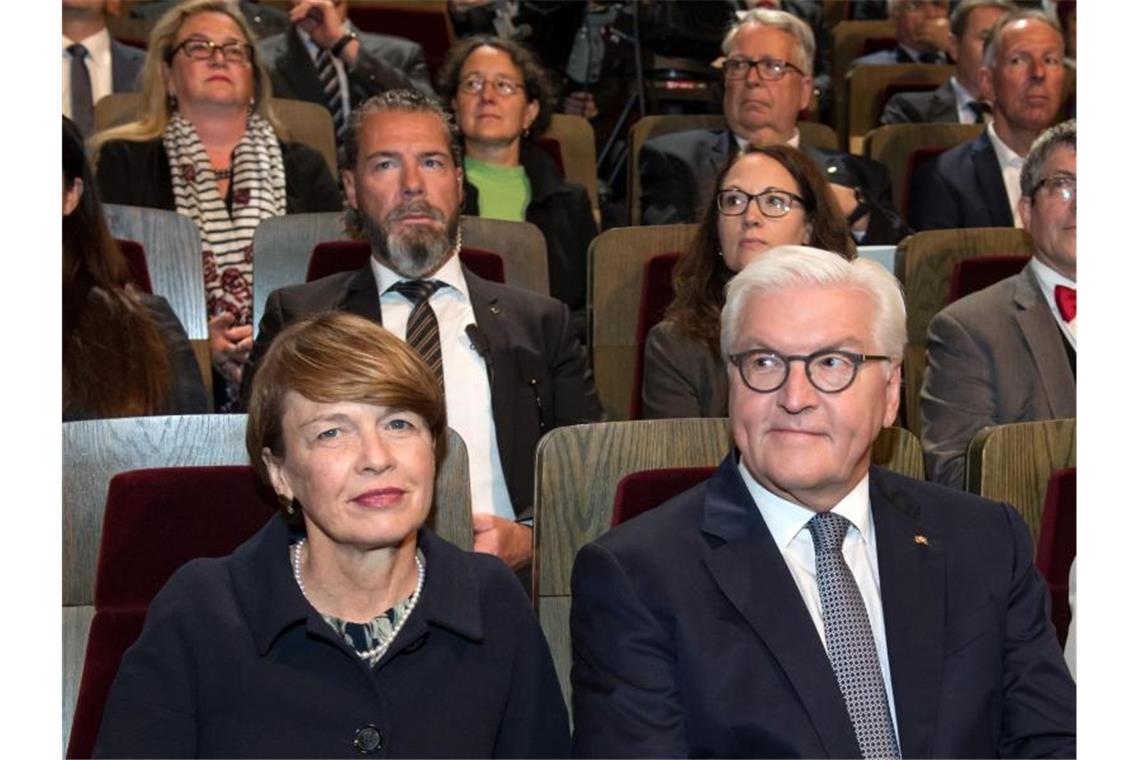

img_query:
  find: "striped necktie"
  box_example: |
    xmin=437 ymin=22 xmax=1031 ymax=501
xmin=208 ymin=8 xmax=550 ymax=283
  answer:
xmin=68 ymin=43 xmax=94 ymax=137
xmin=389 ymin=280 xmax=445 ymax=388
xmin=315 ymin=49 xmax=347 ymax=141
xmin=808 ymin=512 xmax=901 ymax=759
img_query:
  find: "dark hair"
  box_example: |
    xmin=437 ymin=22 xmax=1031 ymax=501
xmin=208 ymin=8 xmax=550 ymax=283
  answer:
xmin=949 ymin=0 xmax=1015 ymax=39
xmin=436 ymin=35 xmax=557 ymax=138
xmin=246 ymin=311 xmax=448 ymax=519
xmin=63 ymin=115 xmax=173 ymax=418
xmin=664 ymin=144 xmax=853 ymax=355
xmin=1020 ymin=118 xmax=1075 ymax=199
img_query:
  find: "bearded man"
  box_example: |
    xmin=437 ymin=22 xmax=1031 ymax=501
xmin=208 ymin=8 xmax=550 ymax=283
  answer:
xmin=244 ymin=89 xmax=603 ymax=579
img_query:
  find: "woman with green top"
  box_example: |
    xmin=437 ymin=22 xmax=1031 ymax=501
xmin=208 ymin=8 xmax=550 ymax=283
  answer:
xmin=438 ymin=35 xmax=597 ymax=339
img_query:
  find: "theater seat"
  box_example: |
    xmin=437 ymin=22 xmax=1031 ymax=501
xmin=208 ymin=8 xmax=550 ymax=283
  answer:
xmin=115 ymin=239 xmax=152 ymax=294
xmin=612 ymin=466 xmax=715 ymax=526
xmin=1037 ymin=467 xmax=1076 ymax=646
xmin=948 ymin=255 xmax=1030 ymax=303
xmin=630 ymin=251 xmax=682 ymax=419
xmin=67 ymin=465 xmax=278 ymax=759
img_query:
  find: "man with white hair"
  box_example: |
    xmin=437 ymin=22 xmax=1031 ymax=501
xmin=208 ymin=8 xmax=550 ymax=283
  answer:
xmin=571 ymin=246 xmax=1075 ymax=757
xmin=639 ymin=8 xmax=908 ymax=246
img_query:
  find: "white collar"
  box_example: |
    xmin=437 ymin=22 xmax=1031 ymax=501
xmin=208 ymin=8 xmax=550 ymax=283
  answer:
xmin=63 ymin=27 xmax=110 ymax=57
xmin=1029 ymin=255 xmax=1076 ymax=294
xmin=739 ymin=461 xmax=873 ymax=551
xmin=947 ymin=75 xmax=976 ymax=105
xmin=987 ymin=122 xmax=1026 ymax=166
xmin=370 ymin=249 xmax=469 ymax=301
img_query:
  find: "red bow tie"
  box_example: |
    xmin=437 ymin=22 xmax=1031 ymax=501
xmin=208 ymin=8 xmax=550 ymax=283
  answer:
xmin=1055 ymin=285 xmax=1076 ymax=322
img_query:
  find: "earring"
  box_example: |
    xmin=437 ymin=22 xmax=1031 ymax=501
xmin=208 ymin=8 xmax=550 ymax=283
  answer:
xmin=247 ymin=98 xmax=255 ymax=116
xmin=166 ymin=92 xmax=178 ymax=111
xmin=522 ymin=126 xmax=531 ymax=139
xmin=717 ymin=249 xmax=724 ymax=258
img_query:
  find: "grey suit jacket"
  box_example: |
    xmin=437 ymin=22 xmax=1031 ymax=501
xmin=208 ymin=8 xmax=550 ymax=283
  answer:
xmin=641 ymin=320 xmax=728 ymax=419
xmin=109 ymin=39 xmax=144 ymax=93
xmin=880 ymin=81 xmax=961 ymax=125
xmin=920 ymin=264 xmax=1076 ymax=488
xmin=258 ymin=25 xmax=434 ymax=110
xmin=244 ymin=262 xmax=604 ymax=518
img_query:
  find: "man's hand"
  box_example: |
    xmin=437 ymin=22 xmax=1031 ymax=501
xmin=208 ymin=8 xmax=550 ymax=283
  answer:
xmin=828 ymin=182 xmax=869 ymax=234
xmin=208 ymin=312 xmax=253 ymax=384
xmin=290 ymin=0 xmax=357 ymax=63
xmin=472 ymin=514 xmax=533 ymax=570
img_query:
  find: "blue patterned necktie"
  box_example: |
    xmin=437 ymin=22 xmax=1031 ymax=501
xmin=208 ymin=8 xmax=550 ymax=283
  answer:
xmin=389 ymin=280 xmax=445 ymax=388
xmin=808 ymin=511 xmax=901 ymax=759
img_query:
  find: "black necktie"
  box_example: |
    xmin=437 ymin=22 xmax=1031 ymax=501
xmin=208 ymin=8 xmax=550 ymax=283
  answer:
xmin=389 ymin=280 xmax=445 ymax=388
xmin=808 ymin=512 xmax=901 ymax=760
xmin=966 ymin=100 xmax=991 ymax=124
xmin=315 ymin=49 xmax=347 ymax=142
xmin=68 ymin=43 xmax=94 ymax=137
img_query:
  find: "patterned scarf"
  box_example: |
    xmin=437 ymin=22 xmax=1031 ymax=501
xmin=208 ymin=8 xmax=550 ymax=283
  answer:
xmin=162 ymin=112 xmax=286 ymax=327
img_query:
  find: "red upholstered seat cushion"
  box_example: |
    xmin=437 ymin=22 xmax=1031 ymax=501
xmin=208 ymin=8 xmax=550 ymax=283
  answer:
xmin=948 ymin=255 xmax=1030 ymax=303
xmin=903 ymin=144 xmax=954 ymax=222
xmin=612 ymin=466 xmax=715 ymax=526
xmin=1037 ymin=467 xmax=1076 ymax=646
xmin=630 ymin=252 xmax=682 ymax=419
xmin=69 ymin=467 xmax=277 ymax=757
xmin=115 ymin=238 xmax=152 ymax=294
xmin=308 ymin=241 xmax=505 ymax=284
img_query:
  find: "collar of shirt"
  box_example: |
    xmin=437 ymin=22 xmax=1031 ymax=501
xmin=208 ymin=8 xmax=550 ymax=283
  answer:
xmin=733 ymin=128 xmax=800 ymax=153
xmin=987 ymin=121 xmax=1025 ymax=167
xmin=371 ymin=249 xmax=470 ymax=303
xmin=987 ymin=122 xmax=1026 ymax=228
xmin=63 ymin=27 xmax=111 ymax=57
xmin=737 ymin=461 xmax=874 ymax=554
xmin=1029 ymin=256 xmax=1077 ymax=344
xmin=948 ymin=75 xmax=988 ymax=124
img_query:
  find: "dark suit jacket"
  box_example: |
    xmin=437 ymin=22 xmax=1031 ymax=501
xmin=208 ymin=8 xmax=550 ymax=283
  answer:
xmin=909 ymin=130 xmax=1014 ymax=230
xmin=921 ymin=264 xmax=1076 ymax=487
xmin=880 ymin=80 xmax=962 ymax=125
xmin=95 ymin=517 xmax=570 ymax=758
xmin=571 ymin=457 xmax=1076 ymax=758
xmin=849 ymin=46 xmax=949 ymax=68
xmin=258 ymin=25 xmax=434 ymax=110
xmin=639 ymin=127 xmax=910 ymax=245
xmin=244 ymin=263 xmax=604 ymax=519
xmin=109 ymin=39 xmax=144 ymax=93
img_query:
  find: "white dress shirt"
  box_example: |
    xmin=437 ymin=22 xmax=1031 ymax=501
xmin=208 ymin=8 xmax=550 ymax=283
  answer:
xmin=1030 ymin=256 xmax=1077 ymax=345
xmin=987 ymin=123 xmax=1026 ymax=229
xmin=739 ymin=463 xmax=900 ymax=738
xmin=948 ymin=75 xmax=990 ymax=125
xmin=371 ymin=254 xmax=515 ymax=520
xmin=299 ymin=27 xmax=353 ymax=114
xmin=62 ymin=28 xmax=113 ymax=118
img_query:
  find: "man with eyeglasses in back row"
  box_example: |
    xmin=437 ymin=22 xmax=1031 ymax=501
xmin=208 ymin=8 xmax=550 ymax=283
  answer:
xmin=570 ymin=245 xmax=1076 ymax=757
xmin=638 ymin=8 xmax=909 ymax=247
xmin=920 ymin=119 xmax=1076 ymax=489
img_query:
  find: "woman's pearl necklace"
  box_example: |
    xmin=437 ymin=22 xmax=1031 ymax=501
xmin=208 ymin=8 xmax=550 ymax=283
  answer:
xmin=291 ymin=537 xmax=426 ymax=661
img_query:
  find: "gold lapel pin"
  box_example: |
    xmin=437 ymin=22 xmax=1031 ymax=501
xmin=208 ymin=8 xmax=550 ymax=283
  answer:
xmin=914 ymin=535 xmax=929 ymax=546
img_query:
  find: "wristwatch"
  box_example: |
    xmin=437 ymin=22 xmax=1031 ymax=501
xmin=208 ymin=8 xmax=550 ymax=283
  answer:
xmin=330 ymin=31 xmax=358 ymax=58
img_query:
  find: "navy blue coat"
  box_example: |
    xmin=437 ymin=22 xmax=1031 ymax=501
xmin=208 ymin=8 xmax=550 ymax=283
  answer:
xmin=909 ymin=130 xmax=1014 ymax=230
xmin=95 ymin=518 xmax=570 ymax=758
xmin=570 ymin=456 xmax=1076 ymax=758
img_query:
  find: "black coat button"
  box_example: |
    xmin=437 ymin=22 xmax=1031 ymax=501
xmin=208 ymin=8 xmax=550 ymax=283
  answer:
xmin=353 ymin=724 xmax=383 ymax=754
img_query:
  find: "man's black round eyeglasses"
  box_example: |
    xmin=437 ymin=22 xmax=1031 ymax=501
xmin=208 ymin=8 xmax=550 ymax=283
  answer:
xmin=728 ymin=349 xmax=892 ymax=393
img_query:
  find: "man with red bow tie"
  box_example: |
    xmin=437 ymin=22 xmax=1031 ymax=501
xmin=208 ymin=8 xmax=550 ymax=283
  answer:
xmin=920 ymin=119 xmax=1075 ymax=488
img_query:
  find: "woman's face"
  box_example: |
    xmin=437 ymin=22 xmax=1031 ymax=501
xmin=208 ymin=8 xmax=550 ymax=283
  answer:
xmin=164 ymin=11 xmax=255 ymax=114
xmin=452 ymin=45 xmax=540 ymax=152
xmin=717 ymin=153 xmax=812 ymax=272
xmin=264 ymin=392 xmax=435 ymax=554
xmin=63 ymin=174 xmax=82 ymax=217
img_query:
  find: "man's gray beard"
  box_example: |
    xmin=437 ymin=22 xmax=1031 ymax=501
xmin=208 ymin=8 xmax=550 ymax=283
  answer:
xmin=363 ymin=212 xmax=459 ymax=279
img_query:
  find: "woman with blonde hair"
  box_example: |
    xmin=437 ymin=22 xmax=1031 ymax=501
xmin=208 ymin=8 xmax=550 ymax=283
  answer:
xmin=93 ymin=0 xmax=340 ymax=409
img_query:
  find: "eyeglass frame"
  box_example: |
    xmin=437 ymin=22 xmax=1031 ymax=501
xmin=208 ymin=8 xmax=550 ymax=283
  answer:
xmin=166 ymin=37 xmax=254 ymax=65
xmin=1032 ymin=173 xmax=1076 ymax=203
xmin=727 ymin=348 xmax=893 ymax=394
xmin=457 ymin=75 xmax=527 ymax=98
xmin=716 ymin=188 xmax=806 ymax=219
xmin=722 ymin=56 xmax=806 ymax=82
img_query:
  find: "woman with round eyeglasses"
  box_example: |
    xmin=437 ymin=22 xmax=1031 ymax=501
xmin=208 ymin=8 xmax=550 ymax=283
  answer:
xmin=642 ymin=144 xmax=853 ymax=419
xmin=437 ymin=35 xmax=598 ymax=340
xmin=91 ymin=0 xmax=341 ymax=411
xmin=94 ymin=312 xmax=571 ymax=757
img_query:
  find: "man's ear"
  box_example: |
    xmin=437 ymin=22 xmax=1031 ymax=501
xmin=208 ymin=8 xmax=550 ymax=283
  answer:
xmin=1017 ymin=193 xmax=1032 ymax=230
xmin=882 ymin=361 xmax=902 ymax=428
xmin=978 ymin=66 xmax=996 ymax=103
xmin=342 ymin=169 xmax=357 ymax=209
